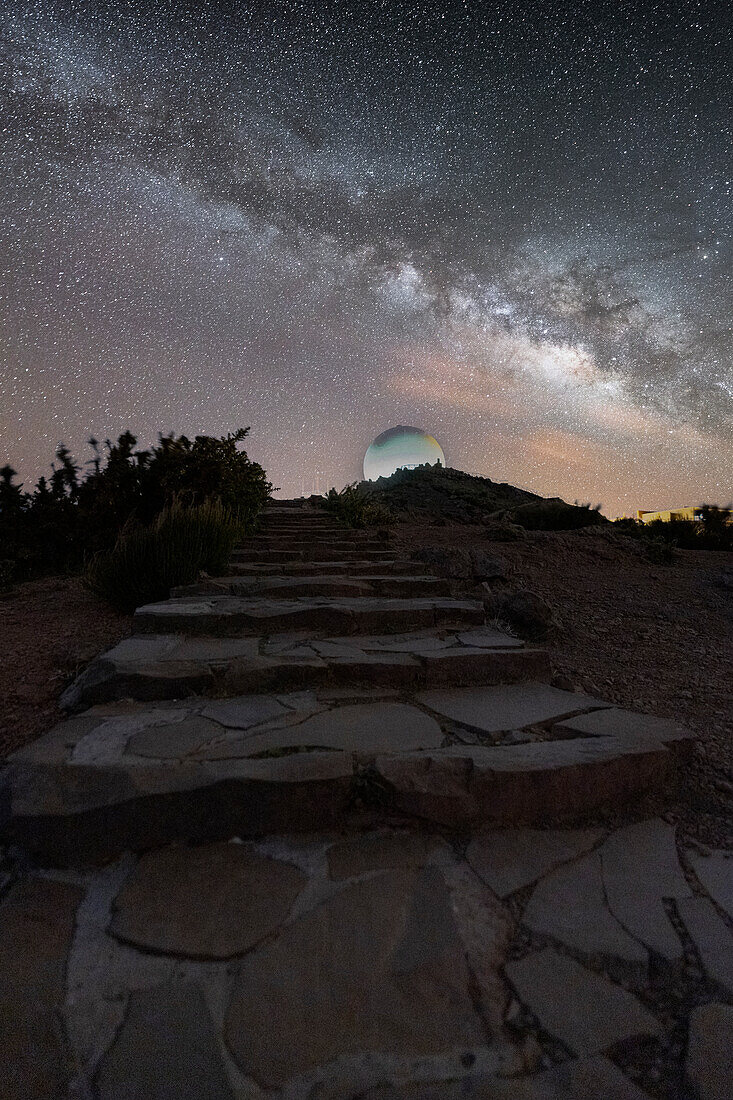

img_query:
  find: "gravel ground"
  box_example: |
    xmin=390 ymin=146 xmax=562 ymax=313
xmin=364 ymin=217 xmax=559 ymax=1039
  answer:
xmin=394 ymin=522 xmax=733 ymax=848
xmin=0 ymin=576 xmax=132 ymax=758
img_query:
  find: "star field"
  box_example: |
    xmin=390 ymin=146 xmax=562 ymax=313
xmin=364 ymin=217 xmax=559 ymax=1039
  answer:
xmin=1 ymin=0 xmax=731 ymax=514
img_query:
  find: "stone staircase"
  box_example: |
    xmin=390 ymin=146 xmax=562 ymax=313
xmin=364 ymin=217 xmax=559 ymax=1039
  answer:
xmin=4 ymin=502 xmax=730 ymax=1100
xmin=3 ymin=501 xmax=692 ymax=864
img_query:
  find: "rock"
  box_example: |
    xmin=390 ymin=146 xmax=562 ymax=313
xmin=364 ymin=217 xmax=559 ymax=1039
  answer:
xmin=410 ymin=546 xmax=471 ymax=579
xmin=482 ymin=520 xmax=527 ymax=541
xmin=466 ymin=827 xmax=603 ymax=897
xmin=483 ymin=588 xmax=557 ymax=640
xmin=505 ymin=948 xmax=663 ymax=1055
xmin=686 ymin=1003 xmax=733 ymax=1100
xmin=224 ymin=867 xmax=488 ymax=1087
xmin=468 ymin=549 xmax=506 ymax=580
xmin=109 ymin=842 xmax=306 ymax=958
xmin=0 ymin=877 xmax=83 ymax=1100
xmin=409 ymin=546 xmax=505 ymax=581
xmin=522 ymin=852 xmax=648 ymax=962
xmin=96 ymin=982 xmax=233 ymax=1100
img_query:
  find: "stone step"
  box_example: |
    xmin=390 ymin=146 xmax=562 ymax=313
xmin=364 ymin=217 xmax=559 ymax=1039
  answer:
xmin=3 ymin=686 xmax=694 ymax=864
xmin=133 ymin=596 xmax=485 ymax=637
xmin=171 ymin=574 xmax=453 ymax=600
xmin=59 ymin=627 xmax=550 ymax=710
xmin=240 ymin=537 xmax=389 ymax=550
xmin=231 ymin=547 xmax=397 ymax=563
xmin=228 ymin=559 xmax=421 ymax=577
xmin=257 ymin=526 xmax=346 ymax=537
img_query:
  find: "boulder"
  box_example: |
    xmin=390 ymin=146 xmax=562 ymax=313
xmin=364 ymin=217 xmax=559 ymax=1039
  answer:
xmin=483 ymin=587 xmax=557 ymax=641
xmin=411 ymin=546 xmax=505 ymax=582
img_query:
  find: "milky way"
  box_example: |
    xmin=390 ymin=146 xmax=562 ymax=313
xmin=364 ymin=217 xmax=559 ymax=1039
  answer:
xmin=1 ymin=0 xmax=731 ymax=514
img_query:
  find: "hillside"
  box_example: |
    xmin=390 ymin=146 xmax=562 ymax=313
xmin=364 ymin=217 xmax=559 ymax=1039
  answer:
xmin=358 ymin=463 xmax=607 ymax=529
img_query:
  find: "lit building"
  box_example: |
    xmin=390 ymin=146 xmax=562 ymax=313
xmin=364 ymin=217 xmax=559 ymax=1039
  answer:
xmin=636 ymin=507 xmax=702 ymax=524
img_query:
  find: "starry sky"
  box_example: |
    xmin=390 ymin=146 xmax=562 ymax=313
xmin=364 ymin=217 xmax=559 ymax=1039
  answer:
xmin=1 ymin=0 xmax=731 ymax=515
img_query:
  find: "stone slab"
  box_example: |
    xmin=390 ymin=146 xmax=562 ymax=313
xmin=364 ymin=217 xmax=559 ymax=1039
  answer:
xmin=522 ymin=852 xmax=648 ymax=962
xmin=377 ymin=735 xmax=671 ymax=828
xmin=688 ymin=850 xmax=733 ymax=922
xmin=677 ymin=896 xmax=733 ymax=996
xmin=104 ymin=635 xmax=180 ymax=662
xmin=505 ymin=948 xmax=663 ymax=1055
xmin=260 ymin=701 xmax=444 ymax=755
xmin=557 ymin=708 xmax=695 ymax=747
xmin=685 ymin=1003 xmax=733 ymax=1100
xmin=200 ymin=696 xmax=290 ymax=728
xmin=224 ymin=867 xmax=487 ymax=1087
xmin=600 ymin=819 xmax=691 ymax=960
xmin=457 ymin=627 xmax=524 ymax=649
xmin=466 ymin=827 xmax=603 ymax=897
xmin=95 ymin=982 xmax=233 ymax=1100
xmin=0 ymin=877 xmax=84 ymax=1100
xmin=417 ymin=683 xmax=607 ymax=734
xmin=420 ymin=647 xmax=552 ymax=687
xmin=109 ymin=842 xmax=306 ymax=958
xmin=328 ymin=832 xmax=449 ymax=880
xmin=127 ymin=716 xmax=223 ymax=759
xmin=134 ymin=595 xmax=484 ymax=637
xmin=361 ymin=1055 xmax=654 ymax=1099
xmin=172 ymin=637 xmax=260 ymax=660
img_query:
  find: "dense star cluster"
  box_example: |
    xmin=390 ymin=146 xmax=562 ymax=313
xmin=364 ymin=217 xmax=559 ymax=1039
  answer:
xmin=1 ymin=0 xmax=731 ymax=514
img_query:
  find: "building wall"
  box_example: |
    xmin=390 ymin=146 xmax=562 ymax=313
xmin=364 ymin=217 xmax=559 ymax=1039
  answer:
xmin=636 ymin=507 xmax=699 ymax=524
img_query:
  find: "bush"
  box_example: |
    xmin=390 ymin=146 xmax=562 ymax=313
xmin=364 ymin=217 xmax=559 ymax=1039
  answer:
xmin=324 ymin=484 xmax=392 ymax=528
xmin=499 ymin=500 xmax=607 ymax=531
xmin=612 ymin=506 xmax=733 ymax=553
xmin=0 ymin=559 xmax=15 ymax=591
xmin=0 ymin=428 xmax=271 ymax=581
xmin=84 ymin=499 xmax=244 ymax=612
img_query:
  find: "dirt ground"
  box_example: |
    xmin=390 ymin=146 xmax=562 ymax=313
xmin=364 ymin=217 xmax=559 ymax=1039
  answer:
xmin=0 ymin=576 xmax=132 ymax=758
xmin=395 ymin=523 xmax=733 ymax=847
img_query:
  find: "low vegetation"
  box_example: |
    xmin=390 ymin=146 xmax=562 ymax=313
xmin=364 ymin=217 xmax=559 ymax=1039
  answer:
xmin=498 ymin=499 xmax=607 ymax=531
xmin=0 ymin=428 xmax=272 ymax=594
xmin=356 ymin=464 xmax=607 ymax=530
xmin=613 ymin=506 xmax=733 ymax=553
xmin=84 ymin=499 xmax=244 ymax=611
xmin=323 ymin=483 xmax=392 ymax=528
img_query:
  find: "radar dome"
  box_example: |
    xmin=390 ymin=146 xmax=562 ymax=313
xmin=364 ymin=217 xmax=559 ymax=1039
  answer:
xmin=363 ymin=425 xmax=445 ymax=481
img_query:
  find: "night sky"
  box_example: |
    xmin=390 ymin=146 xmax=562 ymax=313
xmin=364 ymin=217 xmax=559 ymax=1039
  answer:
xmin=2 ymin=1 xmax=731 ymax=515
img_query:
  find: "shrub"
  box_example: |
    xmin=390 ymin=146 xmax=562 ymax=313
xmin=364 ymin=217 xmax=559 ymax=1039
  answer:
xmin=612 ymin=506 xmax=733 ymax=553
xmin=324 ymin=484 xmax=392 ymax=528
xmin=0 ymin=559 xmax=15 ymax=591
xmin=84 ymin=499 xmax=244 ymax=611
xmin=499 ymin=500 xmax=608 ymax=531
xmin=0 ymin=428 xmax=271 ymax=580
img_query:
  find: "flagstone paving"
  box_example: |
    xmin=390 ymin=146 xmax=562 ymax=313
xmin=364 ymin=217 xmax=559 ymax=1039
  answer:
xmin=1 ymin=501 xmax=729 ymax=1099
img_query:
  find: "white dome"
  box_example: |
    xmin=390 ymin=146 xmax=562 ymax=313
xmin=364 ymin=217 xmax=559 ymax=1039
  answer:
xmin=363 ymin=425 xmax=445 ymax=481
